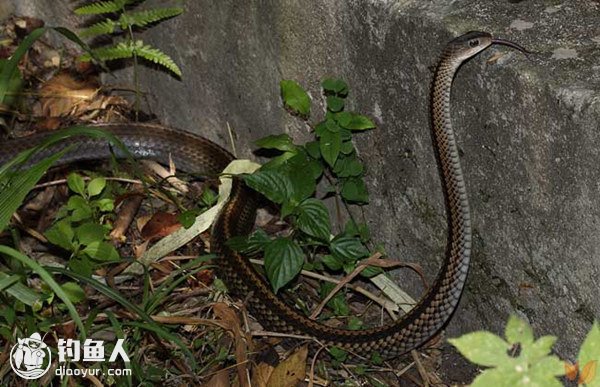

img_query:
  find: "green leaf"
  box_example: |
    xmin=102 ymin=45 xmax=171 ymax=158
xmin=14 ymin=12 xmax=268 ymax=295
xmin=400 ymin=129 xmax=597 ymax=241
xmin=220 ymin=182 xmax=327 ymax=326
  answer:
xmin=121 ymin=7 xmax=183 ymax=28
xmin=333 ymin=154 xmax=363 ymax=177
xmin=81 ymin=42 xmax=133 ymax=62
xmin=522 ymin=335 xmax=557 ymax=363
xmin=178 ymin=210 xmax=197 ymax=229
xmin=294 ymin=199 xmax=331 ymax=241
xmin=134 ymin=41 xmax=182 ymax=77
xmin=340 ymin=140 xmax=354 ymax=155
xmin=255 ymin=134 xmax=297 ymax=152
xmin=321 ymin=254 xmax=343 ymax=271
xmin=243 ymin=170 xmax=293 ymax=205
xmin=328 ymin=346 xmax=348 ymax=362
xmin=82 ymin=241 xmax=120 ymax=261
xmin=87 ymin=177 xmax=106 ymax=197
xmin=263 ymin=237 xmax=304 ymax=293
xmin=505 ymin=315 xmax=534 ymax=346
xmin=76 ymin=222 xmax=106 ymax=245
xmin=448 ymin=332 xmax=511 ymax=367
xmin=61 ymin=282 xmax=86 ymax=303
xmin=280 ymin=80 xmax=310 ymax=117
xmin=0 ymin=272 xmax=43 ymax=307
xmin=67 ymin=173 xmax=86 ymax=196
xmin=326 ymin=95 xmax=344 ymax=112
xmin=45 ymin=220 xmax=75 ymax=251
xmin=341 ymin=177 xmax=369 ymax=203
xmin=344 ymin=219 xmax=370 ymax=242
xmin=74 ymin=0 xmax=124 ymax=15
xmin=95 ymin=198 xmax=114 ymax=212
xmin=0 ymin=59 xmax=23 ymax=108
xmin=348 ymin=316 xmax=363 ymax=330
xmin=470 ymin=366 xmax=521 ymax=387
xmin=335 ymin=112 xmax=375 ymax=130
xmin=579 ymin=322 xmax=600 ymax=387
xmin=321 ymin=78 xmax=348 ymax=95
xmin=79 ymin=19 xmax=117 ymax=38
xmin=305 ymin=141 xmax=321 ymax=159
xmin=330 ymin=236 xmax=369 ymax=262
xmin=67 ymin=196 xmax=93 ymax=222
xmin=320 ymin=129 xmax=341 ymax=167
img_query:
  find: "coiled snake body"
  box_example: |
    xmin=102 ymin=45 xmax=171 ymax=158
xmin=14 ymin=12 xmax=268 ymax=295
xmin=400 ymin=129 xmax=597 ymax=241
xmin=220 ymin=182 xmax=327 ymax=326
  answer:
xmin=0 ymin=31 xmax=527 ymax=358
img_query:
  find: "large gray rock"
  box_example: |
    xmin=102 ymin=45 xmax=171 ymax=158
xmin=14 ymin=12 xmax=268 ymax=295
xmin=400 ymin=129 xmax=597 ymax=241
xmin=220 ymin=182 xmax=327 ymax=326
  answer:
xmin=12 ymin=0 xmax=600 ymax=363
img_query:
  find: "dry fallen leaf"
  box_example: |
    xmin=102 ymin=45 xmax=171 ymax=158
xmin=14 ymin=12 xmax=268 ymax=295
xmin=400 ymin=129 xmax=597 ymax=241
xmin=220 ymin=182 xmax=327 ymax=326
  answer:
xmin=204 ymin=368 xmax=230 ymax=387
xmin=579 ymin=360 xmax=598 ymax=385
xmin=251 ymin=362 xmax=275 ymax=387
xmin=141 ymin=212 xmax=182 ymax=241
xmin=565 ymin=361 xmax=578 ymax=381
xmin=39 ymin=72 xmax=99 ymax=117
xmin=267 ymin=346 xmax=308 ymax=387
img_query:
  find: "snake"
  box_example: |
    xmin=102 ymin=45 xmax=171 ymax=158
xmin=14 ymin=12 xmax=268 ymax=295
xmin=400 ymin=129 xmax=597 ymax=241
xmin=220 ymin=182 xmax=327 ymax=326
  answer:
xmin=0 ymin=31 xmax=528 ymax=359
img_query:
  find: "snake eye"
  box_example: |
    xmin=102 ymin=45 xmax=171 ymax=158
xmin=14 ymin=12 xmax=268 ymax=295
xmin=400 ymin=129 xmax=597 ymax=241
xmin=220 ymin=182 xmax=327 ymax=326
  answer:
xmin=469 ymin=39 xmax=480 ymax=47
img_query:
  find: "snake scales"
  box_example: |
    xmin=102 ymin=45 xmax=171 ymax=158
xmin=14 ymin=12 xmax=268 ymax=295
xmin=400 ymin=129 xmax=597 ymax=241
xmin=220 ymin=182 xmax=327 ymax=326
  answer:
xmin=0 ymin=31 xmax=528 ymax=359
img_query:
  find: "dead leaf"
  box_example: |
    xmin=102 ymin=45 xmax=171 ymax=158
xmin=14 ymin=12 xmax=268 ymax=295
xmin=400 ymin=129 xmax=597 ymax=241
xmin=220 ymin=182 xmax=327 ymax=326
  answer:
xmin=213 ymin=303 xmax=251 ymax=387
xmin=204 ymin=368 xmax=230 ymax=387
xmin=39 ymin=72 xmax=99 ymax=117
xmin=565 ymin=361 xmax=578 ymax=381
xmin=141 ymin=212 xmax=182 ymax=241
xmin=266 ymin=346 xmax=308 ymax=387
xmin=251 ymin=362 xmax=275 ymax=387
xmin=579 ymin=360 xmax=597 ymax=385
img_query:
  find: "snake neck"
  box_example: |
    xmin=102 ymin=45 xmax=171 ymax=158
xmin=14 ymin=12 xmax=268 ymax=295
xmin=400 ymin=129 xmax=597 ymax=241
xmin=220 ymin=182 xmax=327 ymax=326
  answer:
xmin=430 ymin=55 xmax=472 ymax=304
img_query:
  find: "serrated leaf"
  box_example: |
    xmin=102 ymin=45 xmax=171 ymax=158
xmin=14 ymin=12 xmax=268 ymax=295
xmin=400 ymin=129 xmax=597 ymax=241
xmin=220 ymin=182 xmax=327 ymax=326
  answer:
xmin=333 ymin=154 xmax=363 ymax=177
xmin=83 ymin=241 xmax=120 ymax=261
xmin=87 ymin=177 xmax=106 ymax=197
xmin=255 ymin=133 xmax=296 ymax=152
xmin=321 ymin=78 xmax=348 ymax=95
xmin=321 ymin=254 xmax=343 ymax=271
xmin=340 ymin=140 xmax=354 ymax=155
xmin=326 ymin=95 xmax=344 ymax=112
xmin=335 ymin=112 xmax=375 ymax=130
xmin=74 ymin=0 xmax=125 ymax=15
xmin=264 ymin=237 xmax=304 ymax=293
xmin=471 ymin=366 xmax=521 ymax=387
xmin=505 ymin=315 xmax=534 ymax=346
xmin=61 ymin=282 xmax=86 ymax=303
xmin=81 ymin=42 xmax=133 ymax=62
xmin=79 ymin=19 xmax=117 ymax=38
xmin=134 ymin=41 xmax=182 ymax=77
xmin=76 ymin=222 xmax=106 ymax=245
xmin=320 ymin=129 xmax=341 ymax=167
xmin=330 ymin=236 xmax=368 ymax=262
xmin=579 ymin=322 xmax=600 ymax=387
xmin=45 ymin=220 xmax=74 ymax=251
xmin=522 ymin=335 xmax=556 ymax=362
xmin=243 ymin=170 xmax=293 ymax=204
xmin=341 ymin=177 xmax=369 ymax=203
xmin=122 ymin=7 xmax=183 ymax=28
xmin=280 ymin=80 xmax=310 ymax=117
xmin=449 ymin=332 xmax=511 ymax=367
xmin=294 ymin=199 xmax=330 ymax=241
xmin=67 ymin=173 xmax=86 ymax=196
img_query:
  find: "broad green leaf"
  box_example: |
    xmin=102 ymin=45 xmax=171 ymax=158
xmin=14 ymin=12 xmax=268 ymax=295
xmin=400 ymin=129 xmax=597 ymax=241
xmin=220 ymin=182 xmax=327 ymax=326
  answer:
xmin=45 ymin=220 xmax=75 ymax=251
xmin=340 ymin=140 xmax=354 ymax=155
xmin=76 ymin=222 xmax=106 ymax=245
xmin=67 ymin=173 xmax=86 ymax=196
xmin=280 ymin=80 xmax=310 ymax=117
xmin=471 ymin=366 xmax=521 ymax=387
xmin=330 ymin=236 xmax=369 ymax=262
xmin=321 ymin=254 xmax=343 ymax=271
xmin=294 ymin=199 xmax=331 ymax=241
xmin=333 ymin=154 xmax=363 ymax=177
xmin=243 ymin=170 xmax=293 ymax=204
xmin=348 ymin=316 xmax=363 ymax=330
xmin=448 ymin=332 xmax=511 ymax=367
xmin=261 ymin=151 xmax=297 ymax=171
xmin=83 ymin=241 xmax=120 ymax=261
xmin=320 ymin=129 xmax=341 ymax=167
xmin=321 ymin=78 xmax=348 ymax=95
xmin=61 ymin=282 xmax=86 ymax=303
xmin=579 ymin=322 xmax=600 ymax=387
xmin=69 ymin=256 xmax=93 ymax=277
xmin=264 ymin=237 xmax=304 ymax=293
xmin=344 ymin=219 xmax=370 ymax=242
xmin=522 ymin=335 xmax=556 ymax=363
xmin=67 ymin=196 xmax=93 ymax=221
xmin=328 ymin=346 xmax=348 ymax=362
xmin=305 ymin=141 xmax=321 ymax=159
xmin=87 ymin=177 xmax=106 ymax=197
xmin=341 ymin=177 xmax=369 ymax=203
xmin=0 ymin=272 xmax=43 ymax=307
xmin=178 ymin=210 xmax=197 ymax=229
xmin=255 ymin=134 xmax=297 ymax=152
xmin=326 ymin=95 xmax=344 ymax=112
xmin=335 ymin=112 xmax=375 ymax=130
xmin=505 ymin=315 xmax=534 ymax=346
xmin=95 ymin=198 xmax=114 ymax=212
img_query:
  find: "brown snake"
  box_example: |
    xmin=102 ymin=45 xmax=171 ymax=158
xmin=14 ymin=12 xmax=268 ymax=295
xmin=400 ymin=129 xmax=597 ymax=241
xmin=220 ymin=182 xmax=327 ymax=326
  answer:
xmin=0 ymin=31 xmax=528 ymax=359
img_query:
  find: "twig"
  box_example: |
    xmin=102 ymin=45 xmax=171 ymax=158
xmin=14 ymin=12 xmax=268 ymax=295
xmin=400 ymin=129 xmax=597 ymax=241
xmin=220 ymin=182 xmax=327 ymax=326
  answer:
xmin=33 ymin=176 xmax=142 ymax=190
xmin=411 ymin=350 xmax=430 ymax=387
xmin=227 ymin=122 xmax=237 ymax=158
xmin=308 ymin=345 xmax=328 ymax=387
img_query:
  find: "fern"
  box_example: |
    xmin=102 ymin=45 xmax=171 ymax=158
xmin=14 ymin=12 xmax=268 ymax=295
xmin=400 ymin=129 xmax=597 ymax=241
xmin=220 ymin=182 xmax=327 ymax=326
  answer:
xmin=133 ymin=41 xmax=181 ymax=77
xmin=120 ymin=8 xmax=183 ymax=29
xmin=74 ymin=0 xmax=126 ymax=15
xmin=79 ymin=19 xmax=117 ymax=38
xmin=81 ymin=42 xmax=133 ymax=62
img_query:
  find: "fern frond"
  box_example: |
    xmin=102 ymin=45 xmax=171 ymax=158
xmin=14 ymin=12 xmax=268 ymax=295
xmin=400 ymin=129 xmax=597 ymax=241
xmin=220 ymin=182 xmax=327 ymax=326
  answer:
xmin=133 ymin=41 xmax=182 ymax=77
xmin=79 ymin=19 xmax=118 ymax=38
xmin=120 ymin=7 xmax=183 ymax=29
xmin=74 ymin=0 xmax=126 ymax=15
xmin=80 ymin=42 xmax=133 ymax=62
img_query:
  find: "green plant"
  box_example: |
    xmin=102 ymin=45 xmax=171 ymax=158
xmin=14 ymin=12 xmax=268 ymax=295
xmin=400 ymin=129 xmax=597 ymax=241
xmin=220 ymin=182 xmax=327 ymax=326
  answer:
xmin=75 ymin=0 xmax=183 ymax=114
xmin=44 ymin=173 xmax=119 ymax=276
xmin=449 ymin=316 xmax=600 ymax=387
xmin=230 ymin=78 xmax=378 ymax=297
